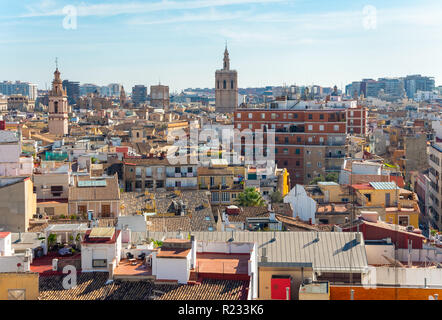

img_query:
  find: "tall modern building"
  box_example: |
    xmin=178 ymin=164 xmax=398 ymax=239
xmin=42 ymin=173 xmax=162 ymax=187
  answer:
xmin=48 ymin=68 xmax=69 ymax=136
xmin=215 ymin=46 xmax=238 ymax=113
xmin=150 ymin=84 xmax=169 ymax=109
xmin=62 ymin=80 xmax=80 ymax=105
xmin=132 ymin=85 xmax=148 ymax=106
xmin=403 ymin=75 xmax=435 ymax=99
xmin=0 ymin=81 xmax=38 ymax=100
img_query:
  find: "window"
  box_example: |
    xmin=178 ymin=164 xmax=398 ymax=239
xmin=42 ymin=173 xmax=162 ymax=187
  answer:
xmin=145 ymin=180 xmax=153 ymax=188
xmin=271 ymin=113 xmax=276 ymax=119
xmin=295 ymin=149 xmax=300 ymax=154
xmin=317 ymin=162 xmax=322 ymax=168
xmin=232 ymin=193 xmax=237 ymax=199
xmin=319 ymin=137 xmax=324 ymax=143
xmin=237 ymin=124 xmax=241 ymax=129
xmin=364 ymin=194 xmax=372 ymax=202
xmin=156 ymin=180 xmax=164 ymax=188
xmin=175 ymin=167 xmax=181 ymax=173
xmin=145 ymin=167 xmax=152 ymax=177
xmin=284 ymin=137 xmax=289 ymax=144
xmin=334 ymin=125 xmax=339 ymax=131
xmin=261 ymin=113 xmax=265 ymax=119
xmin=319 ymin=125 xmax=324 ymax=131
xmin=399 ymin=216 xmax=409 ymax=226
xmin=231 ymin=80 xmax=234 ymax=89
xmin=284 ymin=161 xmax=288 ymax=166
xmin=307 ymin=162 xmax=311 ymax=167
xmin=237 ymin=113 xmax=241 ymax=118
xmin=92 ymin=259 xmax=107 ymax=268
xmin=275 ymin=148 xmax=278 ymax=154
xmin=320 ymin=114 xmax=324 ymax=120
xmin=308 ymin=114 xmax=313 ymax=120
xmin=308 ymin=125 xmax=313 ymax=131
xmin=297 ymin=137 xmax=301 ymax=143
xmin=248 ymin=113 xmax=252 ymax=119
xmin=222 ymin=192 xmax=230 ymax=202
xmin=157 ymin=167 xmax=163 ymax=175
xmin=296 ymin=161 xmax=300 ymax=166
xmin=135 ymin=167 xmax=142 ymax=177
xmin=283 ymin=113 xmax=287 ymax=119
xmin=249 ymin=124 xmax=253 ymax=129
xmin=212 ymin=192 xmax=219 ymax=202
xmin=188 ymin=167 xmax=193 ymax=173
xmin=294 ymin=113 xmax=298 ymax=119
xmin=308 ymin=137 xmax=313 ymax=143
xmin=283 ymin=148 xmax=288 ymax=154
xmin=217 ymin=81 xmax=220 ymax=89
xmin=135 ymin=181 xmax=142 ymax=189
xmin=223 ymin=80 xmax=226 ymax=89
xmin=51 ymin=186 xmax=63 ymax=192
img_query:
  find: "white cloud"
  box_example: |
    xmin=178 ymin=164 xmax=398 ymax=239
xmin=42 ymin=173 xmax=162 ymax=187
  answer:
xmin=20 ymin=0 xmax=287 ymax=18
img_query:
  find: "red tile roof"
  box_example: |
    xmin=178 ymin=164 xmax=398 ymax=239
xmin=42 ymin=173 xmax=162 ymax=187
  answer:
xmin=0 ymin=232 xmax=11 ymax=239
xmin=82 ymin=229 xmax=121 ymax=244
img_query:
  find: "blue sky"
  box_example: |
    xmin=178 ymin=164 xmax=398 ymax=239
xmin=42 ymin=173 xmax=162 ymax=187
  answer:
xmin=1 ymin=0 xmax=441 ymax=93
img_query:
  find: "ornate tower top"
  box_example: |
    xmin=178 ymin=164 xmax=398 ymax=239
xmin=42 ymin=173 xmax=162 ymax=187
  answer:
xmin=50 ymin=60 xmax=66 ymax=97
xmin=223 ymin=44 xmax=230 ymax=70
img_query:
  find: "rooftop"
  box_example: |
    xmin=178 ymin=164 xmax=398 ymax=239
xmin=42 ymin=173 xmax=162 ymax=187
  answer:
xmin=38 ymin=272 xmax=248 ymax=300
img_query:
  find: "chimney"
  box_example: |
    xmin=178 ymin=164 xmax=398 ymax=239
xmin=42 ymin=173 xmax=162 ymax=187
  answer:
xmin=261 ymin=248 xmax=267 ymax=263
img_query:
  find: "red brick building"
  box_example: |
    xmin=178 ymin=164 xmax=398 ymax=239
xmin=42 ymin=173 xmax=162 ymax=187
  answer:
xmin=346 ymin=105 xmax=367 ymax=135
xmin=234 ymin=108 xmax=348 ymax=185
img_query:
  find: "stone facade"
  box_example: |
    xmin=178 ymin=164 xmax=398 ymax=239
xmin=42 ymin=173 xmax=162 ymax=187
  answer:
xmin=215 ymin=46 xmax=238 ymax=113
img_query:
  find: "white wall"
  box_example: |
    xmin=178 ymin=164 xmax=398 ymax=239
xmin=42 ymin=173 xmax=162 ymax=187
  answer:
xmin=81 ymin=240 xmax=120 ymax=272
xmin=155 ymin=254 xmax=190 ymax=284
xmin=0 ymin=255 xmax=31 ymax=272
xmin=197 ymin=241 xmax=253 ymax=254
xmin=0 ymin=233 xmax=12 ymax=256
xmin=284 ymin=185 xmax=316 ymax=224
xmin=364 ymin=267 xmax=442 ymax=287
xmin=0 ymin=144 xmax=20 ymax=163
xmin=365 ymin=244 xmax=395 ymax=265
xmin=395 ymin=248 xmax=442 ymax=263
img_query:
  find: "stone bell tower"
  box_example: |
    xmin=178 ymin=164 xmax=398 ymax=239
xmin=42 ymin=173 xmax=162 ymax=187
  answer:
xmin=215 ymin=45 xmax=238 ymax=113
xmin=48 ymin=61 xmax=69 ymax=136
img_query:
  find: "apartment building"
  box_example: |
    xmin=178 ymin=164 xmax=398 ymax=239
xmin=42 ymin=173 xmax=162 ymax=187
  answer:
xmin=123 ymin=158 xmax=198 ymax=192
xmin=197 ymin=159 xmax=245 ymax=205
xmin=428 ymin=143 xmax=442 ymax=230
xmin=234 ymin=108 xmax=347 ymax=185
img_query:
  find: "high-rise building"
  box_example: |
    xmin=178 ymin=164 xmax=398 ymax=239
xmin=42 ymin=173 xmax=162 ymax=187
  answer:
xmin=132 ymin=85 xmax=148 ymax=106
xmin=79 ymin=83 xmax=100 ymax=96
xmin=108 ymin=83 xmax=122 ymax=97
xmin=48 ymin=67 xmax=69 ymax=136
xmin=403 ymin=75 xmax=435 ymax=99
xmin=150 ymin=84 xmax=169 ymax=109
xmin=215 ymin=46 xmax=238 ymax=113
xmin=62 ymin=80 xmax=80 ymax=105
xmin=0 ymin=81 xmax=37 ymax=100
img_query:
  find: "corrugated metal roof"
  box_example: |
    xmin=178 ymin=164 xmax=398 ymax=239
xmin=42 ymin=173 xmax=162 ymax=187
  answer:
xmin=146 ymin=231 xmax=368 ymax=272
xmin=0 ymin=130 xmax=18 ymax=143
xmin=369 ymin=182 xmax=398 ymax=190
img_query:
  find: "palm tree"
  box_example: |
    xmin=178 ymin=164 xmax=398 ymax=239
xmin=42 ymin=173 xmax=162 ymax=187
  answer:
xmin=236 ymin=187 xmax=266 ymax=207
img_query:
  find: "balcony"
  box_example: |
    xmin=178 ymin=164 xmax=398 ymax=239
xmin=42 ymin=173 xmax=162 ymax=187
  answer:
xmin=325 ymin=154 xmax=345 ymax=159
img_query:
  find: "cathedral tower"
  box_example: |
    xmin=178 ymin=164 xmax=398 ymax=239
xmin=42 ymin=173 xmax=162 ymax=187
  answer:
xmin=215 ymin=45 xmax=238 ymax=113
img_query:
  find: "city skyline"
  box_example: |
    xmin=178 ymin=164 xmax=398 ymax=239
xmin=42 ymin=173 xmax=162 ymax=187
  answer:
xmin=1 ymin=0 xmax=442 ymax=91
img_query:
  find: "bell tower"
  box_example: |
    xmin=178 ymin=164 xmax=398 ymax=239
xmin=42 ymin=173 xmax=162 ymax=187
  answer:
xmin=215 ymin=44 xmax=238 ymax=113
xmin=48 ymin=59 xmax=69 ymax=136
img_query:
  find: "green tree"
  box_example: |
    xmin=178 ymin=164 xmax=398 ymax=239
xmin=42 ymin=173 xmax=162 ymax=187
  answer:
xmin=309 ymin=175 xmax=325 ymax=185
xmin=325 ymin=173 xmax=339 ymax=183
xmin=236 ymin=187 xmax=266 ymax=207
xmin=270 ymin=190 xmax=283 ymax=203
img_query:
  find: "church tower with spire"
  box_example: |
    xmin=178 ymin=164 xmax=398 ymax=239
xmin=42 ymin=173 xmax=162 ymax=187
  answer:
xmin=215 ymin=44 xmax=238 ymax=113
xmin=48 ymin=62 xmax=69 ymax=136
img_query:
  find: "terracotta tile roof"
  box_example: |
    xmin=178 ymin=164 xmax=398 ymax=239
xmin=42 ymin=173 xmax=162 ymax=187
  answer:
xmin=225 ymin=206 xmax=269 ymax=223
xmin=0 ymin=231 xmax=10 ymax=239
xmin=272 ymin=203 xmax=292 ymax=216
xmin=82 ymin=229 xmax=121 ymax=244
xmin=39 ymin=272 xmax=248 ymax=300
xmin=147 ymin=216 xmax=191 ymax=232
xmin=157 ymin=248 xmax=191 ymax=259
